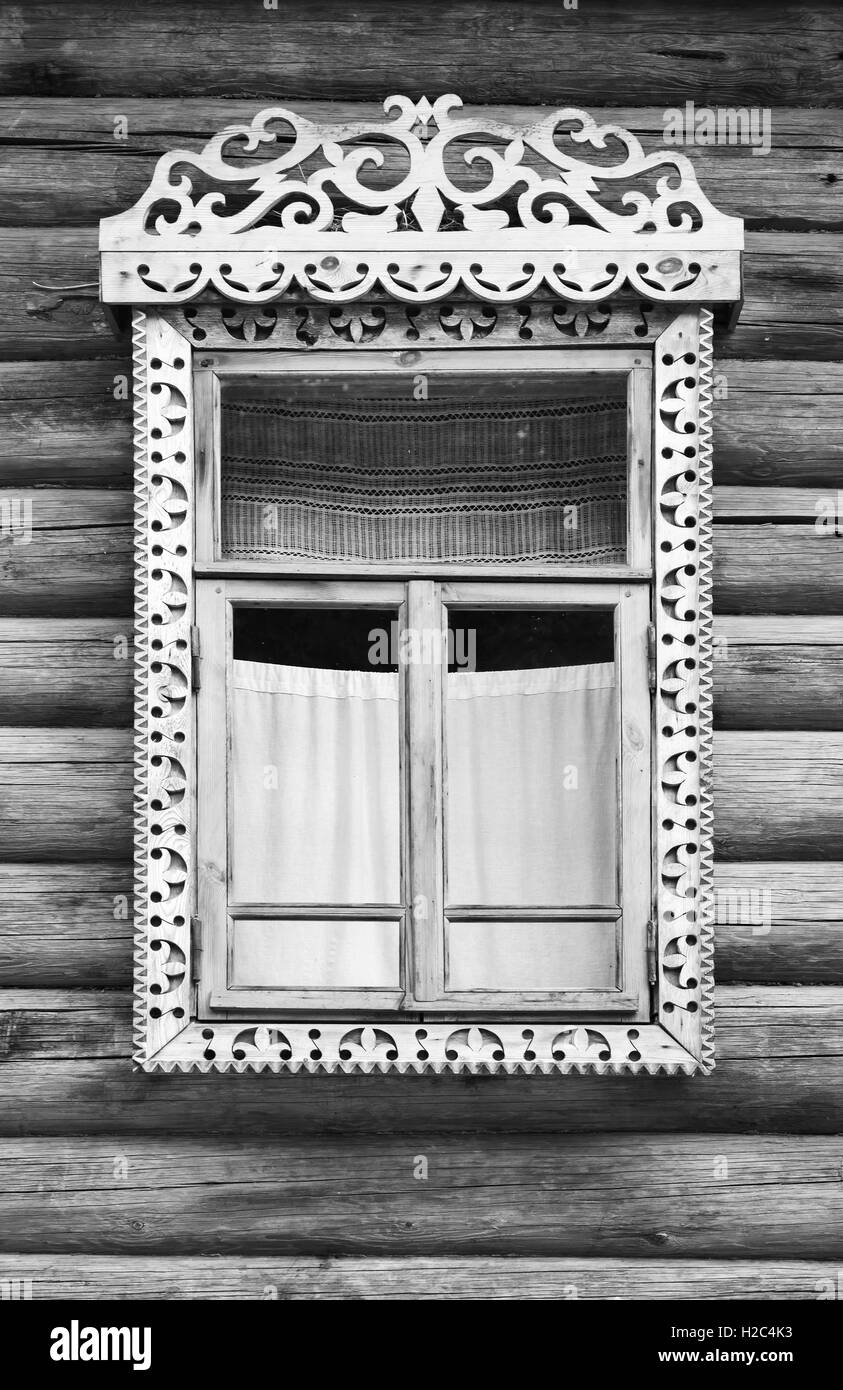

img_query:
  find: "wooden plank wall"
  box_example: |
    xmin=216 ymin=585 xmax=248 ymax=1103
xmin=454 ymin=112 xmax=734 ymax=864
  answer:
xmin=0 ymin=0 xmax=841 ymax=1301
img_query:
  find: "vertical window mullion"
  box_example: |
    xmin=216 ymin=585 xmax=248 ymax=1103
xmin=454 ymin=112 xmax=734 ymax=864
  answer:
xmin=405 ymin=578 xmax=445 ymax=1003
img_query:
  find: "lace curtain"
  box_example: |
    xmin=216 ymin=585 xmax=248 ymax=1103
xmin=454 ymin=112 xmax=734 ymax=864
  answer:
xmin=221 ymin=386 xmax=628 ymax=564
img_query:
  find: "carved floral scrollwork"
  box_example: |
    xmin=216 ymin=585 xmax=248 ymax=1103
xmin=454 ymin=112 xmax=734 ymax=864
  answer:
xmin=101 ymin=95 xmax=742 ymax=306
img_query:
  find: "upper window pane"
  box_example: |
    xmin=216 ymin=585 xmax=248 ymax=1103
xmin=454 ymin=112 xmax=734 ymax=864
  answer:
xmin=219 ymin=369 xmax=630 ymax=565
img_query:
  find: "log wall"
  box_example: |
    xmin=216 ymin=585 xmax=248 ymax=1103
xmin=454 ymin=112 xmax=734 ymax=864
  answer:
xmin=0 ymin=0 xmax=841 ymax=1300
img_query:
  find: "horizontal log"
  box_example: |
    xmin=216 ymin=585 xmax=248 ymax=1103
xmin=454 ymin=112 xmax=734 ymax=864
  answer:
xmin=2 ymin=985 xmax=839 ymax=1062
xmin=3 ymin=230 xmax=840 ymax=363
xmin=1 ymin=103 xmax=841 ymax=228
xmin=0 ymin=863 xmax=132 ymax=988
xmin=715 ymin=862 xmax=843 ymax=983
xmin=0 ymin=360 xmax=130 ymax=486
xmin=0 ymin=619 xmax=133 ymax=726
xmin=2 ymin=358 xmax=841 ymax=490
xmin=715 ymin=527 xmax=843 ymax=614
xmin=3 ymin=496 xmax=843 ymax=623
xmin=715 ymin=731 xmax=843 ymax=860
xmin=0 ymin=728 xmax=838 ymax=860
xmin=1 ymin=18 xmax=841 ymax=106
xmin=715 ymin=488 xmax=837 ymax=522
xmin=0 ymin=1131 xmax=841 ymax=1256
xmin=1 ymin=615 xmax=842 ymax=732
xmin=0 ymin=497 xmax=132 ymax=614
xmin=3 ymin=1053 xmax=842 ymax=1135
xmin=5 ymin=1253 xmax=838 ymax=1300
xmin=714 ymin=617 xmax=843 ymax=729
xmin=0 ymin=731 xmax=132 ymax=860
xmin=1 ymin=860 xmax=840 ymax=988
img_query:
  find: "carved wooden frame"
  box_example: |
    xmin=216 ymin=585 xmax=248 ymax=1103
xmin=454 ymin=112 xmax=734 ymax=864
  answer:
xmin=130 ymin=303 xmax=715 ymax=1074
xmin=111 ymin=95 xmax=734 ymax=1074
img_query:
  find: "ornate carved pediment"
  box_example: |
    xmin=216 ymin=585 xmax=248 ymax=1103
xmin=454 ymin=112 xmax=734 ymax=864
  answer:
xmin=100 ymin=95 xmax=743 ymax=308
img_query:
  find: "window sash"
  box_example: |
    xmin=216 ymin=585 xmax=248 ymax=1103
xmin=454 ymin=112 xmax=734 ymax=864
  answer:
xmin=196 ymin=576 xmax=650 ymax=1017
xmin=193 ymin=346 xmax=653 ymax=579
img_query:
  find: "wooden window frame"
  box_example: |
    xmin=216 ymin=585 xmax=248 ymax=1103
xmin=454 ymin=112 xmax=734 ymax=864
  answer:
xmin=131 ymin=302 xmax=715 ymax=1074
xmin=196 ymin=576 xmax=650 ymax=1019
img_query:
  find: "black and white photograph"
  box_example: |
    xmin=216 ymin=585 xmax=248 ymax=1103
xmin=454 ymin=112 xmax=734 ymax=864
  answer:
xmin=0 ymin=0 xmax=840 ymax=1349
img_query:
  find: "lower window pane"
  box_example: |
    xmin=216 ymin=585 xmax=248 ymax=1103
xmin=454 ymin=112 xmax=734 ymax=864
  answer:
xmin=446 ymin=919 xmax=617 ymax=991
xmin=230 ymin=918 xmax=401 ymax=989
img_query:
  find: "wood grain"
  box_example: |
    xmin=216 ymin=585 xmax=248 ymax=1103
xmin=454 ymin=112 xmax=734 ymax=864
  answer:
xmin=2 ymin=12 xmax=841 ymax=105
xmin=4 ymin=1253 xmax=839 ymax=1300
xmin=0 ymin=619 xmax=133 ymax=726
xmin=0 ymin=1132 xmax=841 ymax=1256
xmin=0 ymin=863 xmax=133 ymax=989
xmin=715 ymin=862 xmax=843 ymax=983
xmin=3 ymin=1054 xmax=841 ymax=1134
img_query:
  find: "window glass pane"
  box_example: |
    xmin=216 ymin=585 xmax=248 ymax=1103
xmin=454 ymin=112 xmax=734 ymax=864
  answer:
xmin=220 ymin=370 xmax=629 ymax=564
xmin=230 ymin=919 xmax=400 ymax=990
xmin=446 ymin=919 xmax=616 ymax=991
xmin=445 ymin=608 xmax=618 ymax=907
xmin=229 ymin=606 xmax=401 ymax=906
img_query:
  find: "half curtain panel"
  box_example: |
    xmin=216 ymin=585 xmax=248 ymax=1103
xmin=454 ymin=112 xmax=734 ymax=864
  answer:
xmin=220 ymin=387 xmax=628 ymax=564
xmin=230 ymin=658 xmax=617 ymax=913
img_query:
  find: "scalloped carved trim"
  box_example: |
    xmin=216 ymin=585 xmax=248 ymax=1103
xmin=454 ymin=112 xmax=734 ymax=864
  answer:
xmin=148 ymin=1020 xmax=699 ymax=1075
xmin=103 ymin=247 xmax=740 ymax=307
xmin=133 ymin=311 xmax=195 ymax=1063
xmin=652 ymin=308 xmax=714 ymax=1066
xmin=169 ymin=298 xmax=675 ymax=351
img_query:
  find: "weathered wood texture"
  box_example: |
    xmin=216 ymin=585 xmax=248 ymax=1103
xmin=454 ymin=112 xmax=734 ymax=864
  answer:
xmin=715 ymin=863 xmax=843 ymax=983
xmin=0 ymin=864 xmax=132 ymax=988
xmin=2 ymin=861 xmax=839 ymax=988
xmin=0 ymin=1133 xmax=841 ymax=1257
xmin=2 ymin=986 xmax=839 ymax=1062
xmin=5 ymin=1253 xmax=838 ymax=1300
xmin=0 ymin=987 xmax=841 ymax=1135
xmin=0 ymin=620 xmax=133 ymax=726
xmin=2 ymin=6 xmax=841 ymax=104
xmin=0 ymin=0 xmax=841 ymax=1304
xmin=4 ymin=1054 xmax=842 ymax=1135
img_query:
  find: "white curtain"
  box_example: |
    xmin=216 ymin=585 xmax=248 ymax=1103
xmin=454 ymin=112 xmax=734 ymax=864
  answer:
xmin=230 ymin=658 xmax=615 ymax=911
xmin=230 ymin=660 xmax=400 ymax=904
xmin=446 ymin=662 xmax=617 ymax=906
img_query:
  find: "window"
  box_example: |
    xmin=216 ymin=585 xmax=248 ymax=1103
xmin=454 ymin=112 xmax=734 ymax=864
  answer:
xmin=194 ymin=351 xmax=651 ymax=1020
xmin=105 ymin=94 xmax=740 ymax=1072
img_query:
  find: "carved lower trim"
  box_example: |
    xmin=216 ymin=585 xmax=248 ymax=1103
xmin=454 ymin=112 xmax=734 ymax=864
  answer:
xmin=168 ymin=298 xmax=674 ymax=351
xmin=148 ymin=1020 xmax=699 ymax=1075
